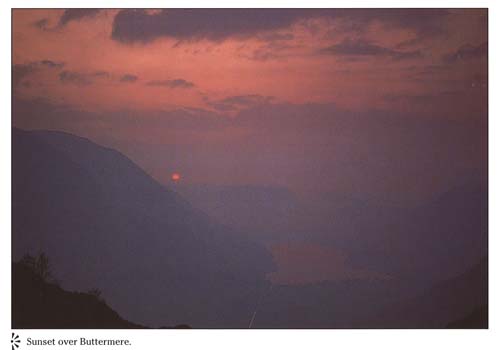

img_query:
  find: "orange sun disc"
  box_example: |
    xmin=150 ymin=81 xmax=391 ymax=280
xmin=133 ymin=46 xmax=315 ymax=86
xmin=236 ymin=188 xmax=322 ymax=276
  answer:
xmin=171 ymin=173 xmax=181 ymax=182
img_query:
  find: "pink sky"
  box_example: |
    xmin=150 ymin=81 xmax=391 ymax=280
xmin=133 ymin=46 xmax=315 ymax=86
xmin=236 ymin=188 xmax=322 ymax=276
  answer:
xmin=12 ymin=9 xmax=488 ymax=198
xmin=13 ymin=9 xmax=487 ymax=113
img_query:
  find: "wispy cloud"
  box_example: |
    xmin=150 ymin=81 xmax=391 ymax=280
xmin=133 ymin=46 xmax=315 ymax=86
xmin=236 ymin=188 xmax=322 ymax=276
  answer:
xmin=33 ymin=18 xmax=49 ymax=30
xmin=13 ymin=60 xmax=65 ymax=86
xmin=146 ymin=79 xmax=195 ymax=89
xmin=318 ymin=38 xmax=422 ymax=61
xmin=206 ymin=94 xmax=275 ymax=111
xmin=59 ymin=70 xmax=110 ymax=86
xmin=58 ymin=9 xmax=101 ymax=27
xmin=119 ymin=74 xmax=138 ymax=83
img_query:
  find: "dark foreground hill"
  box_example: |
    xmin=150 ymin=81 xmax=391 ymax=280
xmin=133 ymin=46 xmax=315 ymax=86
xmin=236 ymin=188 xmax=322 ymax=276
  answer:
xmin=12 ymin=128 xmax=274 ymax=328
xmin=12 ymin=255 xmax=193 ymax=329
xmin=12 ymin=257 xmax=144 ymax=329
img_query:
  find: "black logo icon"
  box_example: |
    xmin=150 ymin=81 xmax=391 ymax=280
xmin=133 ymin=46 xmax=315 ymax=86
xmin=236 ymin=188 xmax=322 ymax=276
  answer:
xmin=11 ymin=333 xmax=20 ymax=350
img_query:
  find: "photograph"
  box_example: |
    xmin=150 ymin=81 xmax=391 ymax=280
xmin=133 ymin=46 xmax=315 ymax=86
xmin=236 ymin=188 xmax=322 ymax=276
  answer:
xmin=11 ymin=8 xmax=488 ymax=330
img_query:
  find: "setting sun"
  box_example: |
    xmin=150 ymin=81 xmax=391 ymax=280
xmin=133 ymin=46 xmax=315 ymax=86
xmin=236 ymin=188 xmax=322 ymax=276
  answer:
xmin=171 ymin=173 xmax=181 ymax=182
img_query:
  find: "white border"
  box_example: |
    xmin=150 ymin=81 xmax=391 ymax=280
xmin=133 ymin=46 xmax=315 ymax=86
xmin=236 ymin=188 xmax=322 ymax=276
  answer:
xmin=1 ymin=1 xmax=497 ymax=350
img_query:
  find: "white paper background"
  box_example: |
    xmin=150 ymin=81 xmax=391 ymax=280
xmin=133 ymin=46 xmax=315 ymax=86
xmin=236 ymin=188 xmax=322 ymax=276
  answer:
xmin=1 ymin=1 xmax=497 ymax=349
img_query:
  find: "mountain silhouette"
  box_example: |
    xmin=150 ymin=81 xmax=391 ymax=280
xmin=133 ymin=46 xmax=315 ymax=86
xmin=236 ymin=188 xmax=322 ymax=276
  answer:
xmin=11 ymin=126 xmax=486 ymax=328
xmin=12 ymin=128 xmax=274 ymax=328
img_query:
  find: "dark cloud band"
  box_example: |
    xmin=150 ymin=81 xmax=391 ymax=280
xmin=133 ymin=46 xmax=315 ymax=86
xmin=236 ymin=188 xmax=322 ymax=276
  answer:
xmin=111 ymin=9 xmax=449 ymax=44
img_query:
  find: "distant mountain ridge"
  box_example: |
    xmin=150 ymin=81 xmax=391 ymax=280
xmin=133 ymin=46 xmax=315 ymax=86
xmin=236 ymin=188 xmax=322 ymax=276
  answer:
xmin=175 ymin=183 xmax=298 ymax=241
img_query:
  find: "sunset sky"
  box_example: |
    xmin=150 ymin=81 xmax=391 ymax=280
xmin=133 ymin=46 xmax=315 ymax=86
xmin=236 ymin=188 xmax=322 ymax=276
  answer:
xmin=12 ymin=9 xmax=488 ymax=200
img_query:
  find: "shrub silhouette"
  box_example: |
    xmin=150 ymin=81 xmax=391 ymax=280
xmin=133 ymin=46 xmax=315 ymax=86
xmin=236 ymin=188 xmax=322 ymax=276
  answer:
xmin=87 ymin=288 xmax=104 ymax=302
xmin=19 ymin=253 xmax=56 ymax=284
